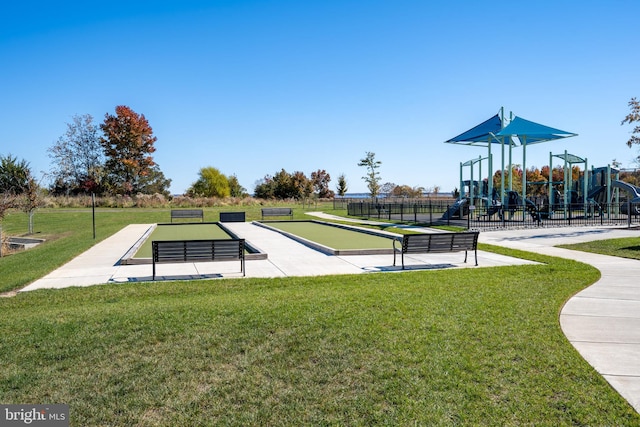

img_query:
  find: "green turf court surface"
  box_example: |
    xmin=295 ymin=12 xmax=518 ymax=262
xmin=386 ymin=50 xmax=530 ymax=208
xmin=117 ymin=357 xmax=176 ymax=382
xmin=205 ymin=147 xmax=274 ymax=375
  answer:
xmin=260 ymin=220 xmax=397 ymax=254
xmin=133 ymin=223 xmax=233 ymax=259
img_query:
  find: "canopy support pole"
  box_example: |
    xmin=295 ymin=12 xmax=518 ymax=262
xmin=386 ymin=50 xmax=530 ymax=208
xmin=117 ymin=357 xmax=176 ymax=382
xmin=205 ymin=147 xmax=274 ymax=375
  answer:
xmin=521 ymin=136 xmax=527 ymax=209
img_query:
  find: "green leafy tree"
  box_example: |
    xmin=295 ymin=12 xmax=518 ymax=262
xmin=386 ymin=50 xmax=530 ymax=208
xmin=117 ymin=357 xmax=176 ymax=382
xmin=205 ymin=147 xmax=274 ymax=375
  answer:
xmin=254 ymin=176 xmax=275 ymax=199
xmin=0 ymin=154 xmax=31 ymax=194
xmin=272 ymin=169 xmax=294 ymax=199
xmin=138 ymin=165 xmax=172 ymax=197
xmin=0 ymin=155 xmax=43 ymax=233
xmin=336 ymin=173 xmax=348 ymax=196
xmin=48 ymin=114 xmax=104 ymax=195
xmin=100 ymin=105 xmax=165 ymax=195
xmin=358 ymin=151 xmax=382 ymax=198
xmin=187 ymin=167 xmax=230 ymax=198
xmin=228 ymin=175 xmax=248 ymax=198
xmin=254 ymin=169 xmax=309 ymax=200
xmin=291 ymin=171 xmax=311 ymax=200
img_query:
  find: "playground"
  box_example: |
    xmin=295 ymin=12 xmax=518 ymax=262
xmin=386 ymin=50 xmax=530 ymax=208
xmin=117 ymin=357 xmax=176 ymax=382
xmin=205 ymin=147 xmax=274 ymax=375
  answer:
xmin=448 ymin=109 xmax=640 ymax=227
xmin=348 ymin=108 xmax=640 ymax=229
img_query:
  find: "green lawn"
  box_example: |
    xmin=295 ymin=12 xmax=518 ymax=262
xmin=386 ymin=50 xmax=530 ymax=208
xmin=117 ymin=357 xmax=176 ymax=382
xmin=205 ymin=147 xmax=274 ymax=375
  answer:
xmin=559 ymin=235 xmax=640 ymax=260
xmin=1 ymin=206 xmax=639 ymax=425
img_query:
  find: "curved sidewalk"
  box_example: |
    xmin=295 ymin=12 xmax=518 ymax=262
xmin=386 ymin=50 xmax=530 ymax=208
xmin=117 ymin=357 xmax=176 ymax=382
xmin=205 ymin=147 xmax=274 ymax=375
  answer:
xmin=479 ymin=226 xmax=640 ymax=413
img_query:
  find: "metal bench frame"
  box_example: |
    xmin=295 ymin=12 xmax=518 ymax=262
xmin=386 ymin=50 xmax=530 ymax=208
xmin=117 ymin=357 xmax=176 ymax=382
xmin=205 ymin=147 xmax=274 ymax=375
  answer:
xmin=219 ymin=211 xmax=246 ymax=222
xmin=393 ymin=231 xmax=479 ymax=269
xmin=170 ymin=209 xmax=204 ymax=222
xmin=261 ymin=207 xmax=293 ymax=220
xmin=152 ymin=239 xmax=245 ymax=280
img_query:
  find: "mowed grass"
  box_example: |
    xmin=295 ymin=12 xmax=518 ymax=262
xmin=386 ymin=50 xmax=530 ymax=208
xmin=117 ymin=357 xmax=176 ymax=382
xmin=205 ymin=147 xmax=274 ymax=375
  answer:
xmin=1 ymin=251 xmax=639 ymax=425
xmin=559 ymin=235 xmax=640 ymax=260
xmin=1 ymin=207 xmax=640 ymax=424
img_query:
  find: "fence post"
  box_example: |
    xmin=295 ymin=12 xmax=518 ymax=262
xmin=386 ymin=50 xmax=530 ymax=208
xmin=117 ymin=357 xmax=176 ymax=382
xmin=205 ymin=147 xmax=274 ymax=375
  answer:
xmin=92 ymin=193 xmax=96 ymax=239
xmin=629 ymin=200 xmax=632 ymax=229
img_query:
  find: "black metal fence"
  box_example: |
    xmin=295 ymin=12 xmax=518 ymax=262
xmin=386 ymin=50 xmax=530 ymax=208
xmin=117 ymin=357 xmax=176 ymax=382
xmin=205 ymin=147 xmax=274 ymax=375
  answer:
xmin=347 ymin=200 xmax=454 ymax=223
xmin=346 ymin=199 xmax=640 ymax=230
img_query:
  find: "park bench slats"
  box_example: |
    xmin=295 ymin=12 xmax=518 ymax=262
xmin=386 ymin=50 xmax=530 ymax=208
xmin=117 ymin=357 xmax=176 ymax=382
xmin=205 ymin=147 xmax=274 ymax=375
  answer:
xmin=152 ymin=239 xmax=245 ymax=280
xmin=219 ymin=211 xmax=246 ymax=222
xmin=393 ymin=231 xmax=479 ymax=269
xmin=170 ymin=209 xmax=204 ymax=222
xmin=261 ymin=207 xmax=293 ymax=220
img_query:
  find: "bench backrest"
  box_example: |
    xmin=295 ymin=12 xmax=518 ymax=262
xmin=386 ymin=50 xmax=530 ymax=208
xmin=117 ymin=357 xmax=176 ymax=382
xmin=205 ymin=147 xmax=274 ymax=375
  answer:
xmin=402 ymin=232 xmax=478 ymax=253
xmin=220 ymin=211 xmax=246 ymax=222
xmin=261 ymin=208 xmax=293 ymax=216
xmin=171 ymin=209 xmax=203 ymax=218
xmin=153 ymin=239 xmax=244 ymax=263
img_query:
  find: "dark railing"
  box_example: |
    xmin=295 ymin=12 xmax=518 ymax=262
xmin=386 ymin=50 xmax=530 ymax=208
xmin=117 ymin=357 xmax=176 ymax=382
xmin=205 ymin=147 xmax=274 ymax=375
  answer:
xmin=346 ymin=199 xmax=640 ymax=230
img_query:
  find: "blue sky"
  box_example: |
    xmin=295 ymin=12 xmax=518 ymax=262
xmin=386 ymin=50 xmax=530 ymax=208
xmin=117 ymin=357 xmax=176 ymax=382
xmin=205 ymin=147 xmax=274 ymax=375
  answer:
xmin=1 ymin=0 xmax=639 ymax=195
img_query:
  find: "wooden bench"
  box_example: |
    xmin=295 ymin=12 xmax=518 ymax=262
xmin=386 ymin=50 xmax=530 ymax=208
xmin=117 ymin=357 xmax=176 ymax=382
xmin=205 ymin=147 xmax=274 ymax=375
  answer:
xmin=171 ymin=209 xmax=204 ymax=222
xmin=261 ymin=207 xmax=293 ymax=220
xmin=219 ymin=211 xmax=246 ymax=222
xmin=152 ymin=239 xmax=245 ymax=280
xmin=393 ymin=231 xmax=479 ymax=269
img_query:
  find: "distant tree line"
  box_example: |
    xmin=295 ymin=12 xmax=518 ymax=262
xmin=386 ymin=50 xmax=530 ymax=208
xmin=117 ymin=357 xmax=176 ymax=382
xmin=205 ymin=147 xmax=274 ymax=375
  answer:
xmin=253 ymin=169 xmax=334 ymax=200
xmin=11 ymin=95 xmax=640 ymax=205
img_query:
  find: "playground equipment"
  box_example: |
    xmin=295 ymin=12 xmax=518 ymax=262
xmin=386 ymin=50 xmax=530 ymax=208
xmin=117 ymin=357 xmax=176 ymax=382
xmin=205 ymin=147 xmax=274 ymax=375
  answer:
xmin=504 ymin=191 xmax=541 ymax=223
xmin=445 ymin=108 xmax=640 ymax=225
xmin=446 ymin=108 xmax=577 ymax=211
xmin=458 ymin=156 xmax=488 ymax=203
xmin=589 ymin=166 xmax=640 ymax=216
xmin=536 ymin=151 xmax=592 ymax=219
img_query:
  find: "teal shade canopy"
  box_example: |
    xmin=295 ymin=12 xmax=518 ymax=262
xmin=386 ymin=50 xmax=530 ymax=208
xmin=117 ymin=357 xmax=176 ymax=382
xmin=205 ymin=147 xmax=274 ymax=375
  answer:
xmin=446 ymin=114 xmax=502 ymax=144
xmin=445 ymin=113 xmax=517 ymax=147
xmin=496 ymin=116 xmax=577 ymax=144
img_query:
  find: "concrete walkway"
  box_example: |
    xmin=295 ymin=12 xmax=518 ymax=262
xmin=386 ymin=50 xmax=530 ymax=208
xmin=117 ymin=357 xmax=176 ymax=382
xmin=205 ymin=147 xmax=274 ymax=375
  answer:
xmin=16 ymin=219 xmax=640 ymax=412
xmin=479 ymin=227 xmax=640 ymax=412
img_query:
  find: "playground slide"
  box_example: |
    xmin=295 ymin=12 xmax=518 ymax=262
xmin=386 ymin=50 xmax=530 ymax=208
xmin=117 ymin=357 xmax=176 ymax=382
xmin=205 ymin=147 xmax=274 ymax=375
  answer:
xmin=441 ymin=198 xmax=468 ymax=220
xmin=588 ymin=186 xmax=606 ymax=205
xmin=612 ymin=180 xmax=640 ymax=201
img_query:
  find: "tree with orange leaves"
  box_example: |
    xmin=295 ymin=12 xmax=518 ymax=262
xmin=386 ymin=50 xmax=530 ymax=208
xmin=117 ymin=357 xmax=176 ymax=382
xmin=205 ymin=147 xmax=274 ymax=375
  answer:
xmin=100 ymin=105 xmax=159 ymax=195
